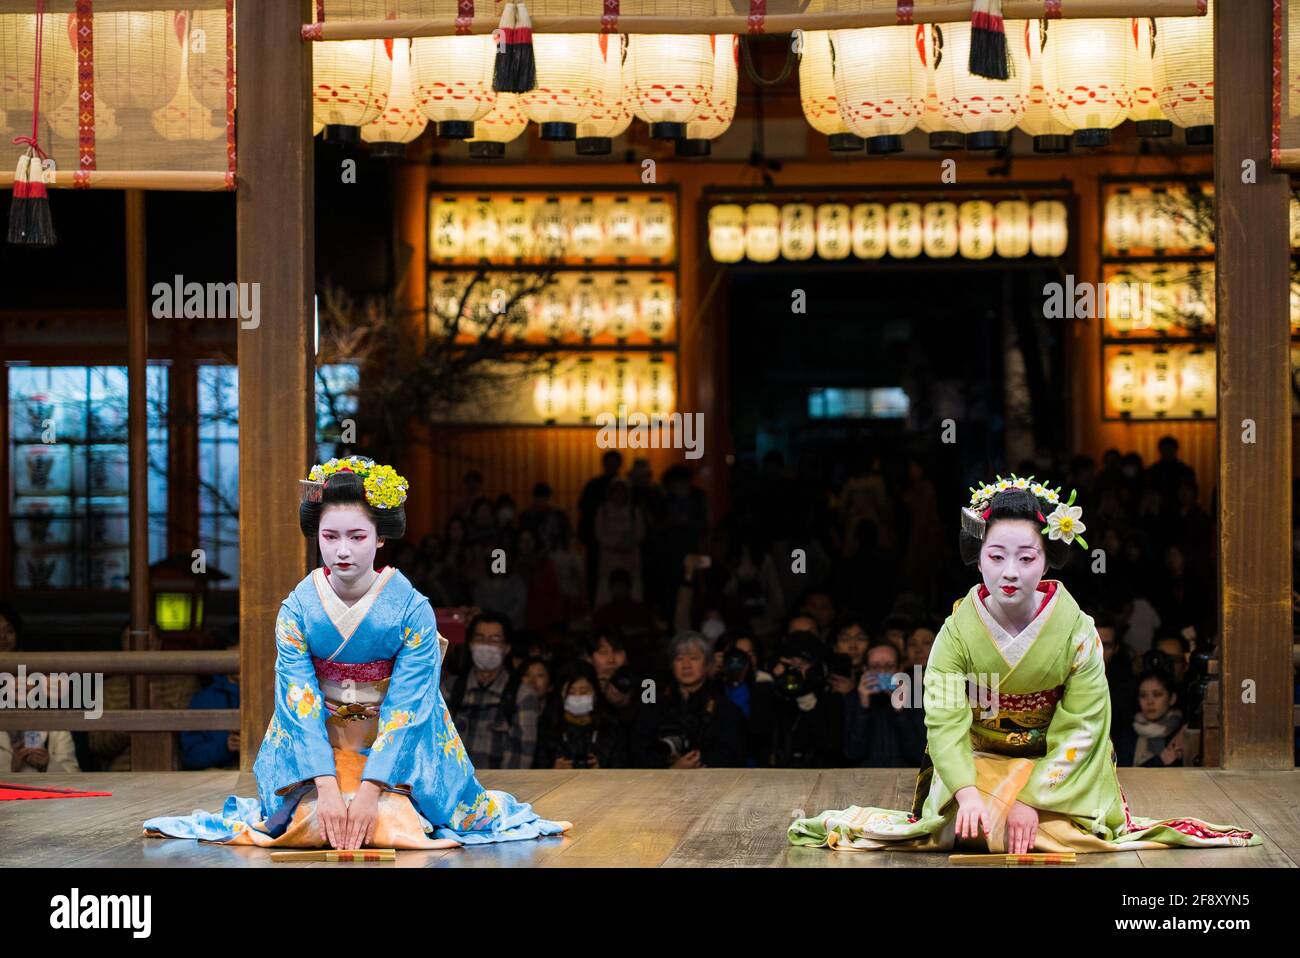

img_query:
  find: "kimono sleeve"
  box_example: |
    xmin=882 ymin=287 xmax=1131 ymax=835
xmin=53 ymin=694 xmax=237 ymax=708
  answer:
xmin=362 ymin=597 xmax=442 ymax=787
xmin=921 ymin=618 xmax=976 ymax=794
xmin=1017 ymin=617 xmax=1113 ymax=815
xmin=261 ymin=597 xmax=335 ymax=792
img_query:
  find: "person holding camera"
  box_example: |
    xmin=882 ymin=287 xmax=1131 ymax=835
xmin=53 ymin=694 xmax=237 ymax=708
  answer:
xmin=583 ymin=628 xmax=641 ymax=730
xmin=842 ymin=640 xmax=926 ymax=768
xmin=632 ymin=631 xmax=746 ymax=769
xmin=1115 ymin=670 xmax=1186 ymax=767
xmin=535 ymin=662 xmax=628 ymax=770
xmin=714 ymin=632 xmax=774 ymax=767
xmin=768 ymin=631 xmax=844 ymax=768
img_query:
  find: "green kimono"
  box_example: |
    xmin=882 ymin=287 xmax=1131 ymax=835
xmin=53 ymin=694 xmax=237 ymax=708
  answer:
xmin=789 ymin=580 xmax=1260 ymax=852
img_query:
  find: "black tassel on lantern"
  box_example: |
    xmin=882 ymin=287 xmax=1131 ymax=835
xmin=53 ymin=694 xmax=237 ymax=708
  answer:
xmin=969 ymin=0 xmax=1009 ymax=81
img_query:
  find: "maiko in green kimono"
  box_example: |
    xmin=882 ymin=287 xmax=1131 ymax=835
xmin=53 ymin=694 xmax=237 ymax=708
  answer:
xmin=789 ymin=475 xmax=1259 ymax=854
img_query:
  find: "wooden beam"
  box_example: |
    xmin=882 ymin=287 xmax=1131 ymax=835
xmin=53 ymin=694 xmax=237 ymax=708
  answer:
xmin=0 ymin=711 xmax=239 ymax=733
xmin=1215 ymin=0 xmax=1294 ymax=768
xmin=0 ymin=651 xmax=238 ymax=675
xmin=236 ymin=0 xmax=315 ymax=772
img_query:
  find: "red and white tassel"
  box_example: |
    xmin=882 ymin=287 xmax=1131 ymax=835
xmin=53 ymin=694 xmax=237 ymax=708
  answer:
xmin=969 ymin=0 xmax=1009 ymax=80
xmin=7 ymin=147 xmax=56 ymax=247
xmin=492 ymin=0 xmax=536 ymax=93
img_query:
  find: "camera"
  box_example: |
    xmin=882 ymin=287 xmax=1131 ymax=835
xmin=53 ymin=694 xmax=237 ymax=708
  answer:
xmin=722 ymin=648 xmax=751 ymax=683
xmin=655 ymin=715 xmax=701 ymax=765
xmin=557 ymin=724 xmax=597 ymax=769
xmin=608 ymin=664 xmax=635 ymax=696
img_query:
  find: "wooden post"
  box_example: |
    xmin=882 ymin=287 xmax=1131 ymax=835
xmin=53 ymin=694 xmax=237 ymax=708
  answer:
xmin=1214 ymin=0 xmax=1294 ymax=767
xmin=125 ymin=189 xmax=173 ymax=770
xmin=235 ymin=0 xmax=315 ymax=771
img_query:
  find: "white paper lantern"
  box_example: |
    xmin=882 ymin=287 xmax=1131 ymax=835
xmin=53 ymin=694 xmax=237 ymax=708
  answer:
xmin=935 ymin=21 xmax=1030 ymax=151
xmin=1179 ymin=349 xmax=1215 ymax=415
xmin=1105 ymin=189 xmax=1140 ymax=254
xmin=463 ymin=196 xmax=500 ymax=260
xmin=570 ymin=275 xmax=607 ymax=340
xmin=1139 ymin=189 xmax=1178 ymax=251
xmin=568 ymin=359 xmax=614 ymax=422
xmin=627 ymin=34 xmax=713 ymax=139
xmin=1017 ymin=19 xmax=1072 ymax=153
xmin=922 ymin=202 xmax=959 ymax=259
xmin=852 ymin=203 xmax=888 ymax=259
xmin=799 ymin=30 xmax=863 ymax=151
xmin=468 ymin=92 xmax=527 ymax=159
xmin=607 ymin=276 xmax=638 ymax=339
xmin=781 ymin=203 xmax=816 ymax=261
xmin=535 ymin=280 xmax=571 ymax=339
xmin=499 ymin=197 xmax=532 ymax=258
xmin=1041 ymin=18 xmax=1131 ymax=147
xmin=534 ymin=367 xmax=570 ymax=421
xmin=1127 ymin=17 xmax=1172 ymax=138
xmin=96 ymin=13 xmax=184 ymax=114
xmin=570 ymin=198 xmax=605 ymax=259
xmin=640 ymin=361 xmax=676 ymax=416
xmin=521 ymin=33 xmax=602 ymax=140
xmin=361 ymin=38 xmax=427 ymax=156
xmin=1030 ymin=200 xmax=1068 ymax=257
xmin=1141 ymin=349 xmax=1177 ymax=415
xmin=610 ymin=359 xmax=641 ymax=412
xmin=641 ymin=198 xmax=675 ymax=260
xmin=1154 ymin=0 xmax=1214 ymax=145
xmin=888 ymin=202 xmax=923 ymax=259
xmin=708 ymin=204 xmax=746 ymax=263
xmin=959 ymin=200 xmax=996 ymax=260
xmin=831 ymin=26 xmax=927 ymax=154
xmin=411 ymin=35 xmax=496 ymax=139
xmin=639 ymin=277 xmax=675 ymax=341
xmin=533 ymin=198 xmax=570 ymax=260
xmin=917 ymin=24 xmax=964 ymax=151
xmin=1107 ymin=351 xmax=1139 ymax=416
xmin=746 ymin=203 xmax=781 ymax=263
xmin=680 ymin=35 xmax=738 ymax=156
xmin=430 ymin=197 xmax=466 ymax=259
xmin=576 ymin=34 xmax=633 ymax=155
xmin=605 ymin=199 xmax=640 ymax=258
xmin=816 ymin=204 xmax=852 ymax=260
xmin=994 ymin=200 xmax=1031 ymax=258
xmin=313 ymin=38 xmax=390 ymax=139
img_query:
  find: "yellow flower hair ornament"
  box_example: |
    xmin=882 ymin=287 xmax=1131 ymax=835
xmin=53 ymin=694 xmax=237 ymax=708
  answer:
xmin=299 ymin=456 xmax=409 ymax=510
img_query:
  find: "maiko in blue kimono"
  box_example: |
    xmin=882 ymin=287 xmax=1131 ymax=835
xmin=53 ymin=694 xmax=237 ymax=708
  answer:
xmin=144 ymin=457 xmax=571 ymax=849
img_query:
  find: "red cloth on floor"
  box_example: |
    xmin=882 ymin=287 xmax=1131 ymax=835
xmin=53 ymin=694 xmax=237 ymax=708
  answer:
xmin=0 ymin=782 xmax=112 ymax=800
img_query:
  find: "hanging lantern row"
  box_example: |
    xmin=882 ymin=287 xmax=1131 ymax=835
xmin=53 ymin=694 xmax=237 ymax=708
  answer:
xmin=429 ymin=270 xmax=677 ymax=343
xmin=429 ymin=194 xmax=675 ymax=262
xmin=708 ymin=199 xmax=1068 ymax=263
xmin=799 ymin=9 xmax=1214 ymax=156
xmin=1105 ymin=186 xmax=1300 ymax=256
xmin=533 ymin=357 xmax=676 ymax=424
xmin=1105 ymin=346 xmax=1215 ymax=420
xmin=313 ymin=33 xmax=738 ymax=157
xmin=0 ymin=11 xmax=232 ymax=144
xmin=1103 ymin=261 xmax=1300 ymax=337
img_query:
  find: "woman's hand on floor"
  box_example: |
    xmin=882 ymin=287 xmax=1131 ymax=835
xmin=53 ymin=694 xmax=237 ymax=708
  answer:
xmin=314 ymin=776 xmax=347 ymax=849
xmin=1005 ymin=800 xmax=1039 ymax=855
xmin=344 ymin=781 xmax=381 ymax=849
xmin=953 ymin=786 xmax=989 ymax=840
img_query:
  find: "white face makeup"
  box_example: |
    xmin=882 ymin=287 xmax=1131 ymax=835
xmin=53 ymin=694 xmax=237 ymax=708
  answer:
xmin=977 ymin=518 xmax=1047 ymax=619
xmin=318 ymin=503 xmax=384 ymax=585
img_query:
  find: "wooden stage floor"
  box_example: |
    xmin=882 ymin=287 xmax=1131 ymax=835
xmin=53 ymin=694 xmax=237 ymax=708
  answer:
xmin=4 ymin=767 xmax=1299 ymax=867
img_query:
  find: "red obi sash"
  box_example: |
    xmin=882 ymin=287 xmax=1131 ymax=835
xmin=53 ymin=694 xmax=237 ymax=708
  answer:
xmin=312 ymin=656 xmax=394 ymax=683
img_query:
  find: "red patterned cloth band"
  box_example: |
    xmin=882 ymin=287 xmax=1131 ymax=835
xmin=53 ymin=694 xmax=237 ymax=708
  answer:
xmin=974 ymin=684 xmax=1065 ymax=712
xmin=313 ymin=656 xmax=394 ymax=683
xmin=896 ymin=2 xmax=914 ymax=25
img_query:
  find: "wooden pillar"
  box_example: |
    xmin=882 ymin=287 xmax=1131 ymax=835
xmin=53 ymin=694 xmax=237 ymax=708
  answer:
xmin=1214 ymin=0 xmax=1294 ymax=767
xmin=126 ymin=189 xmax=172 ymax=770
xmin=235 ymin=0 xmax=315 ymax=770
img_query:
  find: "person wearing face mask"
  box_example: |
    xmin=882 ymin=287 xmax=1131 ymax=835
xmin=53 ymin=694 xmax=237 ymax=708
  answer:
xmin=443 ymin=611 xmax=541 ymax=769
xmin=789 ymin=474 xmax=1260 ymax=856
xmin=535 ymin=663 xmax=628 ymax=770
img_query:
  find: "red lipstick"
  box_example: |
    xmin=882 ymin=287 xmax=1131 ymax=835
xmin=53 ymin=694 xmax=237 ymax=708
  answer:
xmin=1000 ymin=585 xmax=1018 ymax=595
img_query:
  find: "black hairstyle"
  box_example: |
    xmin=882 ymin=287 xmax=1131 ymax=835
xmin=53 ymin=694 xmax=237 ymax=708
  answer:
xmin=467 ymin=610 xmax=513 ymax=646
xmin=1136 ymin=669 xmax=1178 ymax=700
xmin=831 ymin=611 xmax=871 ymax=641
xmin=0 ymin=601 xmax=23 ymax=650
xmin=300 ymin=469 xmax=405 ymax=540
xmin=958 ymin=487 xmax=1070 ymax=570
xmin=864 ymin=639 xmax=901 ymax=667
xmin=584 ymin=626 xmax=627 ymax=656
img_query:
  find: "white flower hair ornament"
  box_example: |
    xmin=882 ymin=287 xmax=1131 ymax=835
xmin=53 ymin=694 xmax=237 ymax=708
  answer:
xmin=961 ymin=473 xmax=1088 ymax=552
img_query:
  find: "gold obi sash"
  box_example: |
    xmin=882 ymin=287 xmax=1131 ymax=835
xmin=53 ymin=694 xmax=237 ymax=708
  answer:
xmin=968 ymin=685 xmax=1064 ymax=758
xmin=313 ymin=656 xmax=394 ymax=753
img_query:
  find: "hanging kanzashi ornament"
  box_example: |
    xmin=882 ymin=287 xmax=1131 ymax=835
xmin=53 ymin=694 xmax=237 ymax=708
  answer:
xmin=961 ymin=472 xmax=1088 ymax=553
xmin=301 ymin=456 xmax=409 ymax=510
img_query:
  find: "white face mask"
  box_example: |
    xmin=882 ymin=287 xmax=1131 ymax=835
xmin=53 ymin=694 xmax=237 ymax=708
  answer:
xmin=565 ymin=693 xmax=595 ymax=716
xmin=701 ymin=618 xmax=726 ymax=641
xmin=471 ymin=643 xmax=506 ymax=671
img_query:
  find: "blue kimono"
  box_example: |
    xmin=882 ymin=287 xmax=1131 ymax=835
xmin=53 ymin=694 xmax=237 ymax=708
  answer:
xmin=143 ymin=567 xmax=571 ymax=848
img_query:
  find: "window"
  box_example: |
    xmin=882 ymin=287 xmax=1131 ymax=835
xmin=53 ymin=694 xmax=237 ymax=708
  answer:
xmin=316 ymin=363 xmax=361 ymax=462
xmin=807 ymin=387 xmax=910 ymax=421
xmin=8 ymin=364 xmax=168 ymax=589
xmin=197 ymin=363 xmax=240 ymax=588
